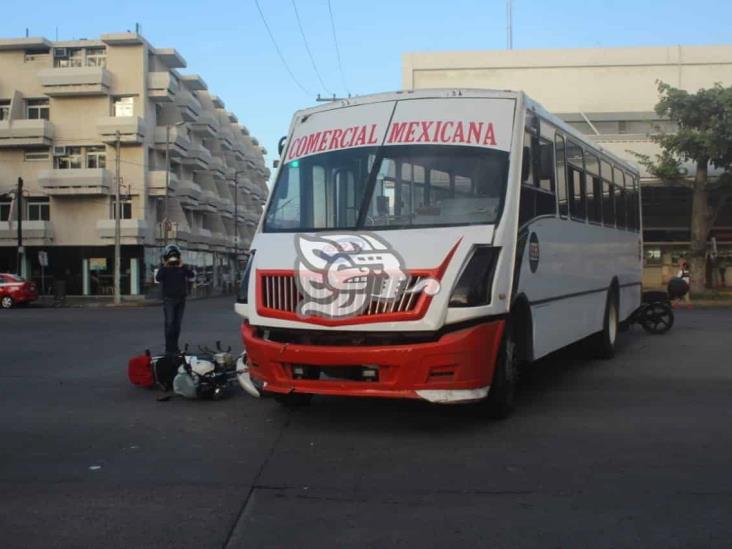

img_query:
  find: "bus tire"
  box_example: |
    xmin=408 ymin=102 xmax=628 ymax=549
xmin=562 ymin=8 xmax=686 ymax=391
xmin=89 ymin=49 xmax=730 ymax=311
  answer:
xmin=591 ymin=287 xmax=619 ymax=359
xmin=273 ymin=392 xmax=313 ymax=407
xmin=482 ymin=320 xmax=519 ymax=419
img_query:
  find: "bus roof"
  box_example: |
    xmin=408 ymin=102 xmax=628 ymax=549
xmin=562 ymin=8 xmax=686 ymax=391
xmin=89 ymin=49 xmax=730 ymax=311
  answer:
xmin=290 ymin=88 xmax=639 ymax=176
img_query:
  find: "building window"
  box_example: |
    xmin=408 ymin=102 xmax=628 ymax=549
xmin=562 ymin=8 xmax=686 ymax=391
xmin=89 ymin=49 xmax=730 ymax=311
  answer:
xmin=110 ymin=199 xmax=132 ymax=220
xmin=85 ymin=47 xmax=107 ymax=67
xmin=25 ymin=150 xmax=50 ymax=161
xmin=53 ymin=47 xmax=106 ymax=68
xmin=86 ymin=146 xmax=107 ymax=169
xmin=27 ymin=197 xmax=50 ymax=221
xmin=27 ymin=98 xmax=50 ymax=120
xmin=0 ymin=99 xmax=9 ymax=121
xmin=645 ymin=248 xmax=662 ymax=266
xmin=55 ymin=146 xmax=82 ymax=169
xmin=0 ymin=199 xmax=10 ymax=221
xmin=113 ymin=96 xmax=134 ymax=117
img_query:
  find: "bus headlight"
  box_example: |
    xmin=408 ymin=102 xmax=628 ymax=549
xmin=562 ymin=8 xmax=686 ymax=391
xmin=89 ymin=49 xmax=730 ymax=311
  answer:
xmin=448 ymin=246 xmax=499 ymax=307
xmin=237 ymin=250 xmax=256 ymax=304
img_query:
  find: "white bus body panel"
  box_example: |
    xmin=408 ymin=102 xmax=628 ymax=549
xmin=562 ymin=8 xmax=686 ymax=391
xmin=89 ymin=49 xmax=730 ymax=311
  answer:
xmin=515 ymin=217 xmax=641 ymax=360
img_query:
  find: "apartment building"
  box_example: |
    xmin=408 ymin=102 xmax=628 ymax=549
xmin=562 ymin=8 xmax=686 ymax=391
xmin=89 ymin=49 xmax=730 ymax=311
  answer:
xmin=0 ymin=32 xmax=269 ymax=296
xmin=403 ymin=45 xmax=732 ymax=287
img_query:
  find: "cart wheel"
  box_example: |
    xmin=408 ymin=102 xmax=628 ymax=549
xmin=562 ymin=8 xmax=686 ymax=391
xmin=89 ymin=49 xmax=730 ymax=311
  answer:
xmin=640 ymin=302 xmax=674 ymax=334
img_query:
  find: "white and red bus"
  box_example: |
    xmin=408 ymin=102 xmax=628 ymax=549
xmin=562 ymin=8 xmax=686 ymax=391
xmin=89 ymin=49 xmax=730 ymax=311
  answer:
xmin=235 ymin=89 xmax=642 ymax=417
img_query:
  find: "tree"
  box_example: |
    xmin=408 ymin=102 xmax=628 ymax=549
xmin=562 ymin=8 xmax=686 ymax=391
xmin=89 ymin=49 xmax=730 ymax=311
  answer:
xmin=634 ymin=82 xmax=732 ymax=294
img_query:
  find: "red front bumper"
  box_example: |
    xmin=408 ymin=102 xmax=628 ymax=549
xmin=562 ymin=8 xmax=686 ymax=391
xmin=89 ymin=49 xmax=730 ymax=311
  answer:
xmin=241 ymin=320 xmax=505 ymax=401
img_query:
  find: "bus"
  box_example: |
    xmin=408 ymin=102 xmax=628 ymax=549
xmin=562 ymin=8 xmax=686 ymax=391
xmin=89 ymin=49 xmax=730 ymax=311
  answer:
xmin=235 ymin=89 xmax=642 ymax=417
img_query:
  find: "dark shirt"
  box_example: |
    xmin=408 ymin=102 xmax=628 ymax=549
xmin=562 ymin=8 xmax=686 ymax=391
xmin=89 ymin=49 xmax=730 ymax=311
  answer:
xmin=156 ymin=264 xmax=194 ymax=299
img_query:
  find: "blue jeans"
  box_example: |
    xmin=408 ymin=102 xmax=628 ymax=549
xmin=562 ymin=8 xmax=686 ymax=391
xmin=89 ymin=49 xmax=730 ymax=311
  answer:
xmin=163 ymin=297 xmax=186 ymax=354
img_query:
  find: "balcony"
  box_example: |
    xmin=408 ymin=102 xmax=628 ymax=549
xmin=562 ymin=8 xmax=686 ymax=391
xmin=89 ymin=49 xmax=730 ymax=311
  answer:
xmin=96 ymin=219 xmax=149 ymax=241
xmin=97 ymin=116 xmax=146 ymax=144
xmin=192 ymin=228 xmax=213 ymax=245
xmin=190 ymin=111 xmax=218 ymax=137
xmin=153 ymin=126 xmax=191 ymax=156
xmin=148 ymin=72 xmax=178 ymax=102
xmin=181 ymin=144 xmax=210 ymax=169
xmin=175 ymin=178 xmax=202 ymax=206
xmin=148 ymin=170 xmax=179 ymax=196
xmin=38 ymin=66 xmax=111 ymax=96
xmin=0 ymin=119 xmax=54 ymax=147
xmin=176 ymin=89 xmax=201 ymax=122
xmin=0 ymin=220 xmax=54 ymax=244
xmin=39 ymin=168 xmax=112 ymax=195
xmin=208 ymin=155 xmax=226 ymax=176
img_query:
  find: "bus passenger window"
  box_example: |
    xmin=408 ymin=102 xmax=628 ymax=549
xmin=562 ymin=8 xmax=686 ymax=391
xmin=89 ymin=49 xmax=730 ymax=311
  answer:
xmin=603 ymin=180 xmax=615 ymax=227
xmin=521 ymin=132 xmax=533 ymax=185
xmin=555 ymin=134 xmax=568 ymax=217
xmin=566 ymin=140 xmax=586 ymax=221
xmin=585 ymin=153 xmax=601 ymax=224
xmin=614 ymin=167 xmax=627 ymax=229
xmin=519 ymin=132 xmax=557 ymax=227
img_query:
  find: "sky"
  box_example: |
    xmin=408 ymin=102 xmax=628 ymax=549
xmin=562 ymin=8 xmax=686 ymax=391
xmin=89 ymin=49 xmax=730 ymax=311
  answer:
xmin=3 ymin=0 xmax=732 ymax=176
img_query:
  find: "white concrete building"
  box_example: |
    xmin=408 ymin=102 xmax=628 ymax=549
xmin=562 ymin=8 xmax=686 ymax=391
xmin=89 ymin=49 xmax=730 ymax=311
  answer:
xmin=0 ymin=32 xmax=269 ymax=296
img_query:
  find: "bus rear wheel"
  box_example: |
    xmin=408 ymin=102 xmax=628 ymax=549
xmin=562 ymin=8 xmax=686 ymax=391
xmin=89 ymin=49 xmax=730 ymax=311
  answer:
xmin=591 ymin=288 xmax=619 ymax=359
xmin=481 ymin=320 xmax=519 ymax=419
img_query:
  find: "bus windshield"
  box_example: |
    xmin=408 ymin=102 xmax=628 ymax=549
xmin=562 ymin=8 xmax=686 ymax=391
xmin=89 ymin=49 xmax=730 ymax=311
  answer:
xmin=263 ymin=144 xmax=509 ymax=232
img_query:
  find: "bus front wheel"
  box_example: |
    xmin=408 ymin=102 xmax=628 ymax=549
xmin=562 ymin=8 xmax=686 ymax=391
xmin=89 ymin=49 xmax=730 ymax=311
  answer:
xmin=482 ymin=320 xmax=519 ymax=419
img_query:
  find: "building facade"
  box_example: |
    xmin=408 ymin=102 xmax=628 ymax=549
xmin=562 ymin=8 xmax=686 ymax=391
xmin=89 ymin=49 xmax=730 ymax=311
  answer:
xmin=0 ymin=33 xmax=269 ymax=296
xmin=403 ymin=45 xmax=732 ymax=287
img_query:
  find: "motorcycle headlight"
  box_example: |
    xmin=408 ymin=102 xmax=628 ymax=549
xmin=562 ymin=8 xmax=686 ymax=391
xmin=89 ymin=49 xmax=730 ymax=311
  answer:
xmin=237 ymin=250 xmax=256 ymax=304
xmin=448 ymin=246 xmax=499 ymax=308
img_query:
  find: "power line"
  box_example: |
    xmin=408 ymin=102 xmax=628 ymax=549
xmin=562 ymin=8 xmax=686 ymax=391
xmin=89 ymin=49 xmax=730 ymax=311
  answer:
xmin=327 ymin=0 xmax=350 ymax=96
xmin=291 ymin=0 xmax=331 ymax=95
xmin=254 ymin=0 xmax=311 ymax=96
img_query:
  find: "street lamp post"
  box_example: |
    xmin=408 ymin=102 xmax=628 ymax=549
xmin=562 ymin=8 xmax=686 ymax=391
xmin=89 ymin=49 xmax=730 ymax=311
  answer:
xmin=113 ymin=130 xmax=121 ymax=305
xmin=232 ymin=170 xmax=249 ymax=286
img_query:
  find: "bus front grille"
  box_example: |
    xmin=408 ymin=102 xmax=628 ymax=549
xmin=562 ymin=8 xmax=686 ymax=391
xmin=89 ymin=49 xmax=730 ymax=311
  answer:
xmin=258 ymin=272 xmax=428 ymax=317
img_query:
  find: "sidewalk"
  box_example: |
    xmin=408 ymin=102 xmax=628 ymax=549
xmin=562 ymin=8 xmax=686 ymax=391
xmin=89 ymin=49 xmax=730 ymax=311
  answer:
xmin=646 ymin=287 xmax=732 ymax=308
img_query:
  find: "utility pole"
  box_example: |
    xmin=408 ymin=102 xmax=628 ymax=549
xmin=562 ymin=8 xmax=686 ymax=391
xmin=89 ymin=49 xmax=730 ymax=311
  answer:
xmin=164 ymin=124 xmax=170 ymax=245
xmin=507 ymin=0 xmax=513 ymax=50
xmin=114 ymin=131 xmax=121 ymax=305
xmin=16 ymin=177 xmax=23 ymax=276
xmin=234 ymin=172 xmax=239 ymax=279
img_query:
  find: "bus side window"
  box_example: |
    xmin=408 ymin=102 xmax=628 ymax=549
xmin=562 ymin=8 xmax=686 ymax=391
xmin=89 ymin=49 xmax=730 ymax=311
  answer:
xmin=519 ymin=131 xmax=536 ymax=226
xmin=631 ymin=175 xmax=640 ymax=232
xmin=626 ymin=172 xmax=638 ymax=232
xmin=566 ymin=139 xmax=586 ymax=221
xmin=519 ymin=132 xmax=557 ymax=227
xmin=585 ymin=152 xmax=601 ymax=224
xmin=614 ymin=167 xmax=627 ymax=229
xmin=601 ymin=160 xmax=614 ymax=227
xmin=555 ymin=134 xmax=568 ymax=217
xmin=534 ymin=138 xmax=556 ymax=216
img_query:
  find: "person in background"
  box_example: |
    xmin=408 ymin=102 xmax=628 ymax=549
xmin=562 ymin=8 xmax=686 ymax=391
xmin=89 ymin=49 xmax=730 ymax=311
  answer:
xmin=676 ymin=261 xmax=692 ymax=309
xmin=155 ymin=245 xmax=195 ymax=354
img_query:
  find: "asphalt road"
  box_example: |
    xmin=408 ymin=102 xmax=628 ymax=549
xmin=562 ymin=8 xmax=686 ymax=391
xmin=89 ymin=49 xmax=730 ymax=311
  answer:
xmin=1 ymin=298 xmax=731 ymax=548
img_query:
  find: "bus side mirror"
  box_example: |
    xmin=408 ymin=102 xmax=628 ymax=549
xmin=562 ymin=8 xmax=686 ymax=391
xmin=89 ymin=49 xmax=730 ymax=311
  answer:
xmin=277 ymin=136 xmax=286 ymax=156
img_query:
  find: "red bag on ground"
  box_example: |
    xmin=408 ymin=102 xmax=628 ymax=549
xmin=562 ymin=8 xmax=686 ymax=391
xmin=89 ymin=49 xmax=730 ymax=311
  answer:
xmin=128 ymin=353 xmax=154 ymax=387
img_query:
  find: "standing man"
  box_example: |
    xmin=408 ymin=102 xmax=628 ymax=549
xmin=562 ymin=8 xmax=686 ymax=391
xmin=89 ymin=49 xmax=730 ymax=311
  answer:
xmin=155 ymin=245 xmax=195 ymax=354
